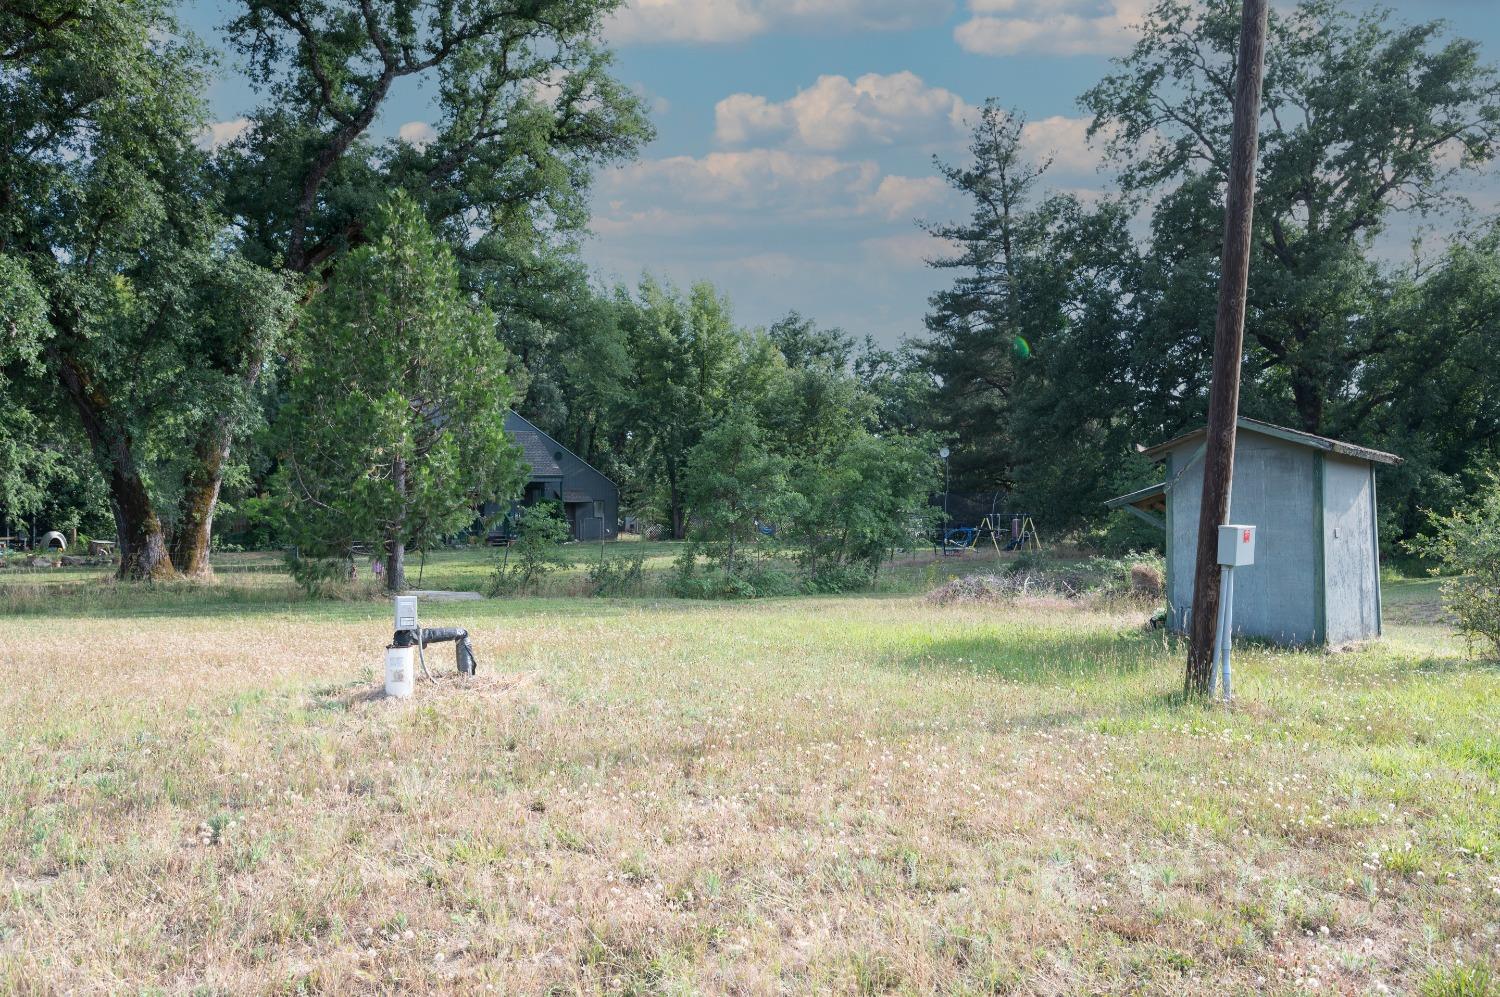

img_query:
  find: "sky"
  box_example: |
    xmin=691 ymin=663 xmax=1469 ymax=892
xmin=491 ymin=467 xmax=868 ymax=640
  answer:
xmin=182 ymin=0 xmax=1500 ymax=346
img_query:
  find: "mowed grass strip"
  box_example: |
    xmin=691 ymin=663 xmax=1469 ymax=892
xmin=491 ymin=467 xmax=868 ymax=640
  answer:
xmin=0 ymin=586 xmax=1496 ymax=994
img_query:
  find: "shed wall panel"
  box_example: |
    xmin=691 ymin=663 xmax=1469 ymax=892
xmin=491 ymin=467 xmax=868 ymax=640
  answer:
xmin=1322 ymin=455 xmax=1380 ymax=644
xmin=1166 ymin=435 xmax=1320 ymax=644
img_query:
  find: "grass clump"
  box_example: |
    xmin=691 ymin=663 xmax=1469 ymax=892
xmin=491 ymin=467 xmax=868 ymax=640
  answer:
xmin=925 ymin=552 xmax=1165 ymax=606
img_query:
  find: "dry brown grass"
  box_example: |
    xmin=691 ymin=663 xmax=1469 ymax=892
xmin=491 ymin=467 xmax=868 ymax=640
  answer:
xmin=0 ymin=588 xmax=1496 ymax=994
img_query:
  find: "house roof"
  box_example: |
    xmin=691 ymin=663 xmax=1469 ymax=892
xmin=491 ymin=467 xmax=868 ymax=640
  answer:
xmin=504 ymin=410 xmax=618 ymax=490
xmin=511 ymin=426 xmax=564 ymax=477
xmin=1141 ymin=417 xmax=1403 ymax=466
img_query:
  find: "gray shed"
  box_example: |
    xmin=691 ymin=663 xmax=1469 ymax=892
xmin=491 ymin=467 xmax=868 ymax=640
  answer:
xmin=482 ymin=411 xmax=619 ymax=541
xmin=1106 ymin=418 xmax=1402 ymax=647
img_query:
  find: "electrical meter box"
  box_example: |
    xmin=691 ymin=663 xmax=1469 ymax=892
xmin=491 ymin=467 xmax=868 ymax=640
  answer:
xmin=1217 ymin=524 xmax=1256 ymax=566
xmin=394 ymin=595 xmax=419 ymax=631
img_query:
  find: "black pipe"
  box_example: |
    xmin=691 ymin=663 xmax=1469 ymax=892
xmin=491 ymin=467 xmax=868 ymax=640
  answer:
xmin=391 ymin=625 xmax=477 ymax=676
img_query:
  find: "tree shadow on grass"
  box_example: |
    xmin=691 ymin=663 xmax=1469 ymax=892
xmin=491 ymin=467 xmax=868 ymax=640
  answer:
xmin=0 ymin=581 xmax=824 ymax=624
xmin=888 ymin=626 xmax=1173 ymax=685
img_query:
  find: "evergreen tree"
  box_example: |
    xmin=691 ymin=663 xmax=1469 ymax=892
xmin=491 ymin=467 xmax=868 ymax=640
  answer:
xmin=915 ymin=102 xmax=1050 ymax=494
xmin=275 ymin=195 xmax=523 ymax=592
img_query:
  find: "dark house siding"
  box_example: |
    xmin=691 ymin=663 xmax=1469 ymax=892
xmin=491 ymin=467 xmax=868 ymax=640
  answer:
xmin=484 ymin=412 xmax=619 ymax=541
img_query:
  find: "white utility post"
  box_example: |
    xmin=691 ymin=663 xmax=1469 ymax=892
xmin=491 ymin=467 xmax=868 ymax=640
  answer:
xmin=1212 ymin=524 xmax=1256 ymax=702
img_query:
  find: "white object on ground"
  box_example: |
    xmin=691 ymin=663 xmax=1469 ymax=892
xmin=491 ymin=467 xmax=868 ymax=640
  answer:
xmin=385 ymin=645 xmax=416 ymax=698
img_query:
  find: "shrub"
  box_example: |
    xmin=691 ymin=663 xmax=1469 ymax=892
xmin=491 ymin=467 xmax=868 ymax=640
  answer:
xmin=1078 ymin=510 xmax=1167 ymax=557
xmin=803 ymin=562 xmax=874 ymax=594
xmin=587 ymin=546 xmax=647 ymax=597
xmin=670 ymin=560 xmax=800 ymax=600
xmin=1406 ymin=472 xmax=1500 ymax=658
xmin=486 ymin=503 xmax=570 ymax=596
xmin=284 ymin=550 xmax=353 ymax=597
xmin=926 ymin=553 xmax=1167 ymax=606
xmin=1129 ymin=561 xmax=1164 ymax=598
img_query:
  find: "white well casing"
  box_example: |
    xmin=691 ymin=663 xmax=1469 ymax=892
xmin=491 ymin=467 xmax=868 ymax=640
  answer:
xmin=385 ymin=645 xmax=416 ymax=698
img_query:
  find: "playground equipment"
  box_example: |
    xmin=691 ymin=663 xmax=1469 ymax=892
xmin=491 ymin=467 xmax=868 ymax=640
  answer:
xmin=942 ymin=513 xmax=1043 ymax=555
xmin=384 ymin=595 xmax=479 ymax=698
xmin=1002 ymin=514 xmax=1042 ymax=553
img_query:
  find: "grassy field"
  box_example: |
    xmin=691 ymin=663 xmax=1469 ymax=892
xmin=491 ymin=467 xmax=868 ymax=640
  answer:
xmin=0 ymin=566 xmax=1496 ymax=993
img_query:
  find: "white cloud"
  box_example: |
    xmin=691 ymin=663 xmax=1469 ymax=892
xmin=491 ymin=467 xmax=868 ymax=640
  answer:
xmin=955 ymin=0 xmax=1149 ymax=57
xmin=1020 ymin=115 xmax=1106 ymax=175
xmin=397 ymin=121 xmax=439 ymax=149
xmin=609 ymin=0 xmax=952 ymax=44
xmin=196 ymin=117 xmax=251 ymax=151
xmin=864 ymin=175 xmax=948 ymax=220
xmin=716 ymin=72 xmax=971 ymax=151
xmin=632 ymin=83 xmax=672 ymax=117
xmin=598 ymin=149 xmax=882 ymax=220
xmin=861 ymin=231 xmax=950 ymax=267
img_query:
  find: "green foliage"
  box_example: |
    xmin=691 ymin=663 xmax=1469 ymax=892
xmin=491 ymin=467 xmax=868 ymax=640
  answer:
xmin=282 ymin=550 xmax=355 ymax=599
xmin=1406 ymin=470 xmax=1500 ymax=658
xmin=221 ymin=0 xmax=651 ymax=274
xmin=275 ymin=194 xmax=523 ymax=589
xmin=1 ymin=0 xmax=295 ymax=577
xmin=587 ymin=545 xmax=647 ymax=597
xmin=915 ymin=101 xmax=1049 ymax=497
xmin=616 ymin=278 xmax=745 ymax=538
xmin=914 ymin=102 xmax=1142 ymax=527
xmin=0 ymin=255 xmax=46 ymax=366
xmin=678 ymin=415 xmax=794 ymax=580
xmin=908 ymin=1 xmax=1500 ymax=544
xmin=487 ymin=503 xmax=571 ymax=596
xmin=1420 ymin=963 xmax=1496 ymax=997
xmin=787 ymin=430 xmax=937 ymax=583
xmin=1079 ymin=511 xmax=1169 ymax=557
xmin=671 ymin=561 xmax=801 ymax=600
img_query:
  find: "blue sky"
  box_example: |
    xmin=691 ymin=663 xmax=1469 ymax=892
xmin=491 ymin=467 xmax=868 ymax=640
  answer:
xmin=184 ymin=0 xmax=1500 ymax=346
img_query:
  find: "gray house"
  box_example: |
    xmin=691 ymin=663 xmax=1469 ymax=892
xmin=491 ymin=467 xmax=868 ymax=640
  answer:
xmin=484 ymin=411 xmax=619 ymax=541
xmin=1106 ymin=418 xmax=1402 ymax=647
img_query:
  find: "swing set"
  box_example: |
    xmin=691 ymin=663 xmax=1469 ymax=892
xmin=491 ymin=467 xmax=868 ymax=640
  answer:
xmin=941 ymin=512 xmax=1042 ymax=555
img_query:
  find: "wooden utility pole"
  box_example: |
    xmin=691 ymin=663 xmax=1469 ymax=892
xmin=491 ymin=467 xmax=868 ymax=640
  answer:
xmin=1186 ymin=0 xmax=1270 ymax=697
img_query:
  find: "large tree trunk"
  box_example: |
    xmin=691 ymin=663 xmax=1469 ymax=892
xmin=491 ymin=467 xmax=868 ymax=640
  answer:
xmin=110 ymin=472 xmax=174 ymax=582
xmin=170 ymin=416 xmax=234 ymax=578
xmin=170 ymin=296 xmax=277 ymax=576
xmin=1290 ymin=370 xmax=1324 ymax=434
xmin=51 ymin=344 xmax=175 ymax=581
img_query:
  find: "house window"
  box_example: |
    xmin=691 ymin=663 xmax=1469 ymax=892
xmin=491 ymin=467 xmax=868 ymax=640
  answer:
xmin=593 ymin=501 xmax=605 ymax=519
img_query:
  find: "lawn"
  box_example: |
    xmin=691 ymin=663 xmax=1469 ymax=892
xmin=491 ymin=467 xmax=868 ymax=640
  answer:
xmin=0 ymin=572 xmax=1496 ymax=993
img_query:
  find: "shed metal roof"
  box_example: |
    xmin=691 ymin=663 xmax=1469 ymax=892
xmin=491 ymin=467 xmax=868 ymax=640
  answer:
xmin=1103 ymin=480 xmax=1167 ymax=513
xmin=1141 ymin=417 xmax=1402 ymax=466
